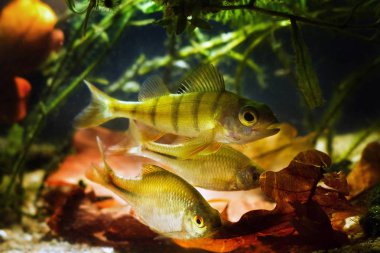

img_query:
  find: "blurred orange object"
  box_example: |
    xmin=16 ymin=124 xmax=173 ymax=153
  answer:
xmin=0 ymin=0 xmax=63 ymax=75
xmin=0 ymin=76 xmax=31 ymax=122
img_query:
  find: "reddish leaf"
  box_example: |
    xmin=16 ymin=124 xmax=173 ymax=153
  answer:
xmin=45 ymin=184 xmax=157 ymax=246
xmin=347 ymin=142 xmax=380 ymax=198
xmin=320 ymin=172 xmax=349 ymax=195
xmin=259 ymin=150 xmax=330 ymax=213
xmin=174 ymin=234 xmax=280 ymax=253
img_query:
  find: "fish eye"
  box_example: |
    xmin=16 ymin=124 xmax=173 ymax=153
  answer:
xmin=239 ymin=106 xmax=258 ymax=126
xmin=193 ymin=215 xmax=205 ymax=228
xmin=244 ymin=111 xmax=255 ymax=122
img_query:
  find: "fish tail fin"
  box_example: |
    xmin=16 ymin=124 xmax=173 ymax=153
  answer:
xmin=108 ymin=120 xmax=164 ymax=155
xmin=85 ymin=163 xmax=109 ymax=187
xmin=86 ymin=136 xmax=115 ymax=186
xmin=106 ymin=120 xmax=143 ymax=155
xmin=88 ymin=137 xmax=135 ymax=194
xmin=74 ymin=81 xmax=117 ymax=128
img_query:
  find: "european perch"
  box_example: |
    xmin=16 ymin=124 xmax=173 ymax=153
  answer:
xmin=75 ymin=64 xmax=279 ymax=158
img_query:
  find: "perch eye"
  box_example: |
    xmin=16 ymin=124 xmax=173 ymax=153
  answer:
xmin=239 ymin=106 xmax=258 ymax=126
xmin=193 ymin=215 xmax=205 ymax=228
xmin=244 ymin=111 xmax=255 ymax=122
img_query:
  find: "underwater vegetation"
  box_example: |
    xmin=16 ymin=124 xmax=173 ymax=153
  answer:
xmin=0 ymin=0 xmax=380 ymax=252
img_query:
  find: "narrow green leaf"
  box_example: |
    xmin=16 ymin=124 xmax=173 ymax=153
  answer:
xmin=137 ymin=2 xmax=162 ymax=14
xmin=86 ymin=77 xmax=110 ymax=85
xmin=291 ymin=19 xmax=324 ymax=109
xmin=64 ymin=0 xmax=89 ymax=14
xmin=154 ymin=18 xmax=173 ymax=27
xmin=6 ymin=124 xmax=24 ymax=157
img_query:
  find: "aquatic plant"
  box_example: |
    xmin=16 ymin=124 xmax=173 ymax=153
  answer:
xmin=0 ymin=1 xmax=379 ymax=251
xmin=1 ymin=0 xmax=152 ymax=223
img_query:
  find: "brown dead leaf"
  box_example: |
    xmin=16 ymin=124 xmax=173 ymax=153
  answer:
xmin=231 ymin=123 xmax=315 ymax=171
xmin=45 ymin=183 xmax=157 ymax=246
xmin=347 ymin=141 xmax=380 ymax=199
xmin=320 ymin=172 xmax=349 ymax=195
xmin=259 ymin=150 xmax=329 ymax=213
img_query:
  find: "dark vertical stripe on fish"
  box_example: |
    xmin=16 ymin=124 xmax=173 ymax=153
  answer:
xmin=130 ymin=104 xmax=138 ymax=117
xmin=150 ymin=97 xmax=159 ymax=126
xmin=172 ymin=95 xmax=182 ymax=133
xmin=193 ymin=93 xmax=204 ymax=132
xmin=211 ymin=92 xmax=224 ymax=116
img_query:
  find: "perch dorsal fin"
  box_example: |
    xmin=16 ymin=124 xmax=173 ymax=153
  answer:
xmin=138 ymin=76 xmax=170 ymax=101
xmin=177 ymin=64 xmax=225 ymax=94
xmin=141 ymin=164 xmax=165 ymax=176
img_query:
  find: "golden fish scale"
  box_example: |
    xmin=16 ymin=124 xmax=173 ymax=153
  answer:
xmin=142 ymin=146 xmax=253 ymax=190
xmin=105 ymin=170 xmax=199 ymax=234
xmin=115 ymin=92 xmax=238 ymax=137
xmin=109 ymin=170 xmax=209 ymax=213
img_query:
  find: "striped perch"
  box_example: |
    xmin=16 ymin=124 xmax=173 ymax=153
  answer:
xmin=75 ymin=64 xmax=279 ymax=156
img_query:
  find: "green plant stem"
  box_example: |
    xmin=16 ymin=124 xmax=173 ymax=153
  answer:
xmin=4 ymin=4 xmax=134 ymax=203
xmin=233 ymin=31 xmax=271 ymax=94
xmin=108 ymin=21 xmax=280 ymax=92
xmin=163 ymin=33 xmax=178 ymax=84
xmin=208 ymin=4 xmax=379 ymax=30
xmin=313 ymin=57 xmax=380 ymax=143
xmin=42 ymin=23 xmax=83 ymax=100
xmin=206 ymin=4 xmax=380 ymax=42
xmin=338 ymin=120 xmax=380 ymax=162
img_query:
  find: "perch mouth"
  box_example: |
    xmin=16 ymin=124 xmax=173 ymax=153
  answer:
xmin=254 ymin=122 xmax=280 ymax=138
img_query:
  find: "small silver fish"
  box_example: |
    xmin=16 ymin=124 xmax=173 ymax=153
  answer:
xmin=86 ymin=137 xmax=222 ymax=239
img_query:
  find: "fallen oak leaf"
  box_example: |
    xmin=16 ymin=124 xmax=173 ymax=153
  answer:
xmin=45 ymin=184 xmax=158 ymax=246
xmin=173 ymin=234 xmax=269 ymax=253
xmin=259 ymin=149 xmax=330 ymax=213
xmin=347 ymin=142 xmax=380 ymax=199
xmin=318 ymin=171 xmax=349 ymax=195
xmin=291 ymin=200 xmax=348 ymax=248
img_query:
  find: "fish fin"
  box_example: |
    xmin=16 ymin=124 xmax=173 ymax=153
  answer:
xmin=106 ymin=134 xmax=136 ymax=155
xmin=144 ymin=130 xmax=217 ymax=159
xmin=107 ymin=120 xmax=164 ymax=155
xmin=138 ymin=76 xmax=170 ymax=101
xmin=207 ymin=198 xmax=230 ymax=204
xmin=85 ymin=164 xmax=108 ymax=186
xmin=85 ymin=137 xmax=113 ymax=185
xmin=153 ymin=235 xmax=170 ymax=241
xmin=220 ymin=203 xmax=229 ymax=221
xmin=176 ymin=141 xmax=221 ymax=159
xmin=193 ymin=142 xmax=222 ymax=157
xmin=177 ymin=64 xmax=225 ymax=94
xmin=95 ymin=136 xmax=136 ymax=193
xmin=130 ymin=120 xmax=165 ymax=143
xmin=141 ymin=164 xmax=166 ymax=176
xmin=74 ymin=81 xmax=116 ymax=128
xmin=155 ymin=231 xmax=188 ymax=240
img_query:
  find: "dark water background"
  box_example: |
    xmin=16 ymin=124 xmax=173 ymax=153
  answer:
xmin=20 ymin=6 xmax=380 ymax=142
